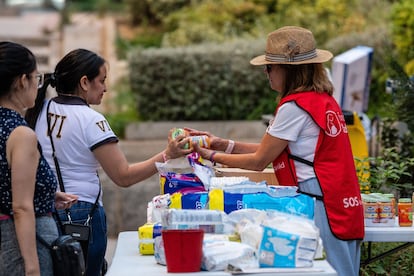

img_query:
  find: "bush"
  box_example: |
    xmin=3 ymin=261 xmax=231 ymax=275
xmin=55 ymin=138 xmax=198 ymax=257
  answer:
xmin=128 ymin=39 xmax=276 ymax=121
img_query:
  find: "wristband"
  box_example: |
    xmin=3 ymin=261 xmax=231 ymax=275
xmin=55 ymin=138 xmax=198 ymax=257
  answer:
xmin=209 ymin=151 xmax=217 ymax=163
xmin=225 ymin=139 xmax=235 ymax=153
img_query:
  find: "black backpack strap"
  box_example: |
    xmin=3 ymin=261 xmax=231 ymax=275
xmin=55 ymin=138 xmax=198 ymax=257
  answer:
xmin=288 ymin=153 xmax=314 ymax=167
xmin=287 ymin=154 xmax=323 ymax=200
xmin=47 ymin=99 xmax=101 ymax=225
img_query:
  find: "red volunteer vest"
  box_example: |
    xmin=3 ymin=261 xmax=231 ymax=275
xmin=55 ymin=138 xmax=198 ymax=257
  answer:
xmin=272 ymin=92 xmax=364 ymax=240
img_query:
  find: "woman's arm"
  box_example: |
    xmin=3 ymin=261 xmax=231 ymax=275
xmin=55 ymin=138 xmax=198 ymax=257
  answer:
xmin=184 ymin=127 xmax=260 ymax=153
xmin=93 ymin=134 xmax=192 ymax=187
xmin=193 ymin=132 xmax=288 ymax=171
xmin=7 ymin=127 xmax=41 ymax=276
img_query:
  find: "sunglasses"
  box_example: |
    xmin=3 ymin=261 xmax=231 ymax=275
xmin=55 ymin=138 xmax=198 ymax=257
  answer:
xmin=266 ymin=64 xmax=272 ymax=73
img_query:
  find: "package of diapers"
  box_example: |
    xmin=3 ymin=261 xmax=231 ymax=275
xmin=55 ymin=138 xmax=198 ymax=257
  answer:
xmin=258 ymin=214 xmax=320 ymax=268
xmin=137 ymin=223 xmax=162 ymax=255
xmin=209 ymin=189 xmax=314 ymax=219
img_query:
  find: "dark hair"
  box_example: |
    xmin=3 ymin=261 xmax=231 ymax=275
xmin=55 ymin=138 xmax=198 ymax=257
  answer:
xmin=53 ymin=48 xmax=106 ymax=94
xmin=25 ymin=49 xmax=105 ymax=128
xmin=0 ymin=41 xmax=37 ymax=97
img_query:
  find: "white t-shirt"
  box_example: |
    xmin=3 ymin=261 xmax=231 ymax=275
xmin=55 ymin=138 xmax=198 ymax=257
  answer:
xmin=36 ymin=97 xmax=118 ymax=204
xmin=266 ymin=102 xmax=319 ymax=182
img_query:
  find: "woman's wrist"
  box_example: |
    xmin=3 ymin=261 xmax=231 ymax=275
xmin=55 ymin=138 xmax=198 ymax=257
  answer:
xmin=209 ymin=151 xmax=217 ymax=163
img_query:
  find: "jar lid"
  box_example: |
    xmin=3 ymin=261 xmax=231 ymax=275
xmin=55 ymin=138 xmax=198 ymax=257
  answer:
xmin=398 ymin=198 xmax=412 ymax=203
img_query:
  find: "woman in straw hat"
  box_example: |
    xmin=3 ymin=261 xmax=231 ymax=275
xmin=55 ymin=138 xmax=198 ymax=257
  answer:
xmin=187 ymin=26 xmax=364 ymax=276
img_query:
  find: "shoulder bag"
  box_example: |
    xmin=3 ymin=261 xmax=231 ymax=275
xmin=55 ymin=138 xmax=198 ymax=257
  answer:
xmin=37 ymin=233 xmax=86 ymax=276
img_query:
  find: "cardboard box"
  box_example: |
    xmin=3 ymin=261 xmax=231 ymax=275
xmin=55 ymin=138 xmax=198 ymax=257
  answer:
xmin=215 ymin=167 xmax=278 ymax=185
xmin=331 ymin=46 xmax=374 ymax=113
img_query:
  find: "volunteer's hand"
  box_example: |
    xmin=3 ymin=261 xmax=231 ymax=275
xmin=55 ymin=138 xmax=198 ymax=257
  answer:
xmin=55 ymin=192 xmax=78 ymax=210
xmin=184 ymin=127 xmax=227 ymax=151
xmin=192 ymin=140 xmax=216 ymax=162
xmin=165 ymin=131 xmax=192 ymax=159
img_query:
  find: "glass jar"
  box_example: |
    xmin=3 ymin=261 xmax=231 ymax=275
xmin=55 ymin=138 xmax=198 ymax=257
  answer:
xmin=398 ymin=198 xmax=413 ymax=227
xmin=383 ymin=193 xmax=396 ymax=218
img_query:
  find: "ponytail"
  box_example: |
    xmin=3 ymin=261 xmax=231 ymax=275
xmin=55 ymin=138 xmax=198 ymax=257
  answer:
xmin=25 ymin=73 xmax=53 ymax=129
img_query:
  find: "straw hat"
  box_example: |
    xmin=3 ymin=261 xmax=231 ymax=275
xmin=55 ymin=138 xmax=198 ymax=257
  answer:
xmin=250 ymin=26 xmax=333 ymax=65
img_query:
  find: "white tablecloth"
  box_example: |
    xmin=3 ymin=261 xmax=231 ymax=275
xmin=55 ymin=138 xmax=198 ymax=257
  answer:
xmin=106 ymin=231 xmax=338 ymax=276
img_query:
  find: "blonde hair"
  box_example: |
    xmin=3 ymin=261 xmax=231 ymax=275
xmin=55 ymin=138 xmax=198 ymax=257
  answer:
xmin=279 ymin=63 xmax=333 ymax=99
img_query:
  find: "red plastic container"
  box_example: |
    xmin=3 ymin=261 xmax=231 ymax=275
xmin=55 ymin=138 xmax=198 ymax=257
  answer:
xmin=162 ymin=229 xmax=204 ymax=273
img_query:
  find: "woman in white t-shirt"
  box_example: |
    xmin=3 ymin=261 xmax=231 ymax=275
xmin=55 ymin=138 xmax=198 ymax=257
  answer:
xmin=25 ymin=49 xmax=191 ymax=276
xmin=187 ymin=26 xmax=364 ymax=276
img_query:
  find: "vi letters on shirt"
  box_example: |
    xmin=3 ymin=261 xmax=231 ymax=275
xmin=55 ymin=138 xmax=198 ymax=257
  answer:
xmin=48 ymin=113 xmax=67 ymax=138
xmin=95 ymin=120 xmax=112 ymax=132
xmin=47 ymin=113 xmax=111 ymax=138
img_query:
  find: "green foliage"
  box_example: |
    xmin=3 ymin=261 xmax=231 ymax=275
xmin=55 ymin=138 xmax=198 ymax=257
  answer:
xmin=367 ymin=147 xmax=414 ymax=196
xmin=360 ymin=242 xmax=414 ymax=275
xmin=161 ymin=0 xmax=268 ymax=47
xmin=387 ymin=61 xmax=414 ymax=132
xmin=360 ymin=117 xmax=414 ymax=197
xmin=145 ymin=0 xmax=194 ymax=23
xmin=67 ymin=0 xmax=124 ymax=13
xmin=275 ymin=0 xmax=358 ymax=44
xmin=116 ymin=30 xmax=163 ymax=59
xmin=128 ymin=40 xmax=275 ymax=121
xmin=104 ymin=76 xmax=138 ymax=138
xmin=390 ymin=0 xmax=414 ymax=71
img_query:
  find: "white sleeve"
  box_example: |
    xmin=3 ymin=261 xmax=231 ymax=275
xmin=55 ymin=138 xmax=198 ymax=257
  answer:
xmin=85 ymin=112 xmax=117 ymax=149
xmin=267 ymin=102 xmax=308 ymax=142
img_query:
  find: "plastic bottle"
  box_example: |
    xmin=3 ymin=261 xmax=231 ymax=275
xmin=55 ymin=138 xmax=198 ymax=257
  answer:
xmin=398 ymin=198 xmax=413 ymax=227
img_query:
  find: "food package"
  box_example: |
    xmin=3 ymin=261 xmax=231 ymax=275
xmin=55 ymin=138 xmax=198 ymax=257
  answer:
xmin=361 ymin=193 xmax=395 ymax=227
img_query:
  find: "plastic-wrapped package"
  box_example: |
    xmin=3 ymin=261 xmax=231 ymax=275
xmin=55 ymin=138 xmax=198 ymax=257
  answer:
xmin=209 ymin=189 xmax=315 ymax=219
xmin=137 ymin=223 xmax=162 ymax=255
xmin=159 ymin=172 xmax=206 ymax=195
xmin=201 ymin=240 xmax=259 ymax=271
xmin=258 ymin=212 xmax=321 ymax=268
xmin=148 ymin=194 xmax=170 ymax=223
xmin=161 ymin=209 xmax=227 ymax=234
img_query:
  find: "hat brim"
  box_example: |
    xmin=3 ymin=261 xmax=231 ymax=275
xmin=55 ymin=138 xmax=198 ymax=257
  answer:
xmin=250 ymin=49 xmax=333 ymax=65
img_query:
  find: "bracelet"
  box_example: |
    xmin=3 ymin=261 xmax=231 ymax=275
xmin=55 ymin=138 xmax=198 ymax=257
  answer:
xmin=209 ymin=151 xmax=217 ymax=163
xmin=225 ymin=139 xmax=235 ymax=153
